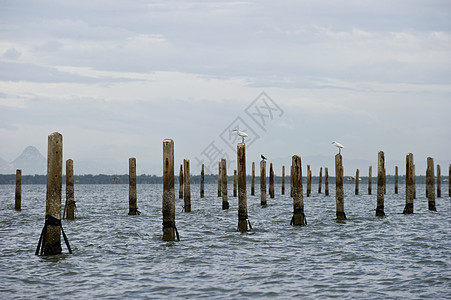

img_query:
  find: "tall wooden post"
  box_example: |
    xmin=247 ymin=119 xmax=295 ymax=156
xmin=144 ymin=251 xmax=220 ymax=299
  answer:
xmin=436 ymin=165 xmax=441 ymax=198
xmin=251 ymin=162 xmax=255 ymax=196
xmin=233 ymin=170 xmax=237 ymax=197
xmin=218 ymin=161 xmax=221 ymax=197
xmin=237 ymin=143 xmax=249 ymax=232
xmin=291 ymin=155 xmax=306 ymax=225
xmin=260 ymin=160 xmax=267 ymax=206
xmin=179 ymin=164 xmax=183 ymax=199
xmin=183 ymin=159 xmax=191 ymax=212
xmin=335 ymin=154 xmax=346 ymax=220
xmin=395 ymin=166 xmax=399 ymax=194
xmin=325 ymin=167 xmax=329 ymax=196
xmin=200 ymin=164 xmax=205 ymax=198
xmin=15 ymin=169 xmax=21 ymax=210
xmin=128 ymin=158 xmax=139 ymax=215
xmin=403 ymin=153 xmax=414 ymax=214
xmin=281 ymin=165 xmax=285 ymax=195
xmin=355 ymin=169 xmax=359 ymax=195
xmin=368 ymin=166 xmax=372 ymax=195
xmin=162 ymin=139 xmax=178 ymax=241
xmin=426 ymin=157 xmax=436 ymax=211
xmin=318 ymin=167 xmax=322 ymax=194
xmin=65 ymin=159 xmax=76 ymax=219
xmin=221 ymin=158 xmax=229 ymax=209
xmin=269 ymin=163 xmax=275 ymax=198
xmin=306 ymin=165 xmax=311 ymax=197
xmin=376 ymin=151 xmax=385 ymax=216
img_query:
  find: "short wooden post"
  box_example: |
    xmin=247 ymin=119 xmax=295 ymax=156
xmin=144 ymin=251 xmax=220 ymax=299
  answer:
xmin=395 ymin=166 xmax=399 ymax=194
xmin=426 ymin=157 xmax=436 ymax=211
xmin=128 ymin=158 xmax=139 ymax=215
xmin=335 ymin=154 xmax=346 ymax=220
xmin=200 ymin=164 xmax=205 ymax=198
xmin=325 ymin=167 xmax=329 ymax=196
xmin=260 ymin=160 xmax=267 ymax=206
xmin=221 ymin=158 xmax=229 ymax=209
xmin=183 ymin=159 xmax=191 ymax=212
xmin=15 ymin=169 xmax=21 ymax=210
xmin=269 ymin=163 xmax=275 ymax=198
xmin=318 ymin=167 xmax=322 ymax=194
xmin=179 ymin=164 xmax=183 ymax=199
xmin=281 ymin=165 xmax=285 ymax=195
xmin=368 ymin=166 xmax=372 ymax=195
xmin=291 ymin=155 xmax=306 ymax=225
xmin=355 ymin=169 xmax=359 ymax=195
xmin=403 ymin=153 xmax=414 ymax=214
xmin=306 ymin=165 xmax=311 ymax=197
xmin=65 ymin=159 xmax=76 ymax=219
xmin=162 ymin=139 xmax=178 ymax=241
xmin=218 ymin=161 xmax=221 ymax=197
xmin=237 ymin=143 xmax=249 ymax=232
xmin=436 ymin=165 xmax=441 ymax=198
xmin=251 ymin=162 xmax=255 ymax=196
xmin=233 ymin=170 xmax=237 ymax=197
xmin=376 ymin=151 xmax=385 ymax=216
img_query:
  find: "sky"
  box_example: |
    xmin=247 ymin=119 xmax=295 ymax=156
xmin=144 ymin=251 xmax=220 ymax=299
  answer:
xmin=0 ymin=0 xmax=450 ymax=176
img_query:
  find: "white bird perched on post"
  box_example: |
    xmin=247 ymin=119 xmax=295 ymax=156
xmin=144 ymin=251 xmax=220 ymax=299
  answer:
xmin=332 ymin=141 xmax=344 ymax=154
xmin=233 ymin=129 xmax=248 ymax=143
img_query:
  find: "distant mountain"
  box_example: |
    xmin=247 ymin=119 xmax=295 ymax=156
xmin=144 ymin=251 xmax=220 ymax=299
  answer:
xmin=5 ymin=146 xmax=47 ymax=175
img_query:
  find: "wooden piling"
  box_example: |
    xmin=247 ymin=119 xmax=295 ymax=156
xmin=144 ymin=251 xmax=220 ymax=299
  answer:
xmin=200 ymin=164 xmax=205 ymax=198
xmin=221 ymin=158 xmax=229 ymax=209
xmin=183 ymin=159 xmax=191 ymax=212
xmin=426 ymin=157 xmax=436 ymax=211
xmin=335 ymin=154 xmax=346 ymax=220
xmin=376 ymin=151 xmax=385 ymax=216
xmin=281 ymin=165 xmax=285 ymax=195
xmin=269 ymin=163 xmax=275 ymax=198
xmin=306 ymin=165 xmax=311 ymax=197
xmin=237 ymin=143 xmax=249 ymax=232
xmin=233 ymin=170 xmax=237 ymax=197
xmin=65 ymin=159 xmax=76 ymax=219
xmin=436 ymin=165 xmax=441 ymax=198
xmin=291 ymin=155 xmax=306 ymax=225
xmin=15 ymin=169 xmax=21 ymax=210
xmin=128 ymin=158 xmax=139 ymax=215
xmin=318 ymin=167 xmax=322 ymax=194
xmin=355 ymin=169 xmax=359 ymax=195
xmin=162 ymin=139 xmax=178 ymax=241
xmin=368 ymin=166 xmax=372 ymax=195
xmin=218 ymin=161 xmax=221 ymax=197
xmin=395 ymin=166 xmax=399 ymax=194
xmin=251 ymin=162 xmax=255 ymax=196
xmin=403 ymin=153 xmax=414 ymax=214
xmin=325 ymin=167 xmax=329 ymax=196
xmin=260 ymin=160 xmax=267 ymax=206
xmin=179 ymin=164 xmax=183 ymax=199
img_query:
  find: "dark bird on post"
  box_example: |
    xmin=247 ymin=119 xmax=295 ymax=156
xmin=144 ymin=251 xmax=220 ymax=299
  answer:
xmin=261 ymin=154 xmax=267 ymax=161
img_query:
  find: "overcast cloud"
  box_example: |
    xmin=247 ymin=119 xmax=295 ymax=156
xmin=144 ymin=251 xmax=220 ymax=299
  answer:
xmin=0 ymin=0 xmax=450 ymax=175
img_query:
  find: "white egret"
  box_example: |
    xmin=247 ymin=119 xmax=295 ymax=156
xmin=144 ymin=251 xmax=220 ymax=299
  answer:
xmin=261 ymin=154 xmax=267 ymax=161
xmin=233 ymin=129 xmax=248 ymax=143
xmin=332 ymin=141 xmax=344 ymax=154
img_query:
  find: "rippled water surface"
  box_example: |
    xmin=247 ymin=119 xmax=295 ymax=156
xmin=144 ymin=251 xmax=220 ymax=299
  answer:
xmin=1 ymin=183 xmax=450 ymax=299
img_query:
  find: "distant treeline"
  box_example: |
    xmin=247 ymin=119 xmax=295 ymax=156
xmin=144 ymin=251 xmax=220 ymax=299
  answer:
xmin=0 ymin=174 xmax=430 ymax=185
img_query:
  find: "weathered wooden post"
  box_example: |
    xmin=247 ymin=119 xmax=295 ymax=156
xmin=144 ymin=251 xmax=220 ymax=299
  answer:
xmin=306 ymin=165 xmax=311 ymax=197
xmin=403 ymin=153 xmax=414 ymax=214
xmin=64 ymin=159 xmax=76 ymax=219
xmin=368 ymin=166 xmax=372 ymax=195
xmin=251 ymin=162 xmax=255 ymax=196
xmin=233 ymin=170 xmax=237 ymax=197
xmin=237 ymin=143 xmax=250 ymax=232
xmin=200 ymin=164 xmax=205 ymax=198
xmin=281 ymin=165 xmax=285 ymax=195
xmin=436 ymin=165 xmax=441 ymax=198
xmin=318 ymin=167 xmax=322 ymax=194
xmin=15 ymin=169 xmax=21 ymax=210
xmin=269 ymin=163 xmax=275 ymax=198
xmin=395 ymin=166 xmax=399 ymax=194
xmin=162 ymin=139 xmax=179 ymax=241
xmin=36 ymin=132 xmax=72 ymax=255
xmin=335 ymin=154 xmax=346 ymax=220
xmin=376 ymin=151 xmax=385 ymax=216
xmin=355 ymin=169 xmax=359 ymax=195
xmin=325 ymin=167 xmax=329 ymax=196
xmin=426 ymin=157 xmax=436 ymax=211
xmin=218 ymin=161 xmax=221 ymax=197
xmin=179 ymin=164 xmax=183 ymax=199
xmin=221 ymin=158 xmax=229 ymax=209
xmin=183 ymin=159 xmax=191 ymax=212
xmin=260 ymin=159 xmax=267 ymax=206
xmin=128 ymin=158 xmax=140 ymax=215
xmin=291 ymin=155 xmax=306 ymax=225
